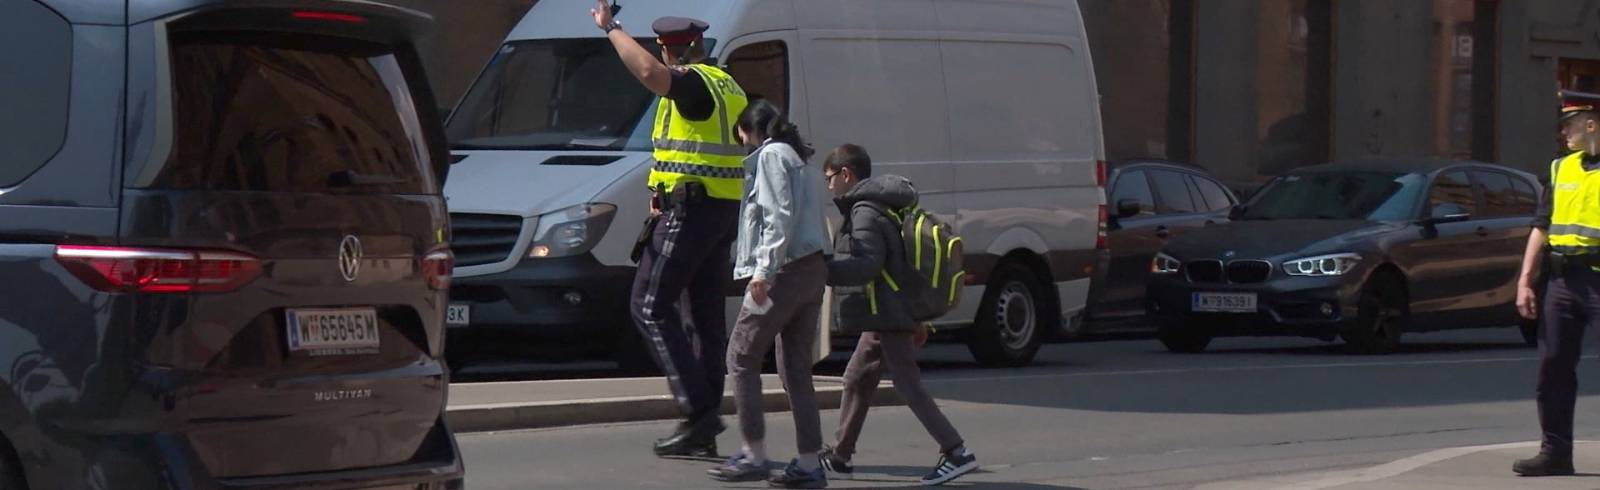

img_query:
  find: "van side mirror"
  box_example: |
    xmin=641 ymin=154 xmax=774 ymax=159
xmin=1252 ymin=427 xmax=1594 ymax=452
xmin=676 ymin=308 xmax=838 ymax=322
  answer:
xmin=1228 ymin=205 xmax=1247 ymax=220
xmin=1116 ymin=199 xmax=1143 ymax=219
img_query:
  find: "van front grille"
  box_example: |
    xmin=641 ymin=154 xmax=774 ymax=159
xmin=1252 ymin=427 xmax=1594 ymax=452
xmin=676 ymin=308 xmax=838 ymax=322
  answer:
xmin=450 ymin=213 xmax=523 ymax=267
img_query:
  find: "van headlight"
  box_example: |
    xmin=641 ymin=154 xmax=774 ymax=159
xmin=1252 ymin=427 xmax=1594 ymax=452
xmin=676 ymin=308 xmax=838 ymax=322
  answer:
xmin=1283 ymin=253 xmax=1362 ymax=277
xmin=527 ymin=203 xmax=616 ymax=259
xmin=1151 ymin=252 xmax=1182 ymax=274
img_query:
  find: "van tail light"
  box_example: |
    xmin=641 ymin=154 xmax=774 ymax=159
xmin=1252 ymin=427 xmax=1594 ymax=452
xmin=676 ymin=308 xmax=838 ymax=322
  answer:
xmin=1095 ymin=160 xmax=1108 ymax=188
xmin=1096 ymin=205 xmax=1109 ymax=250
xmin=292 ymin=11 xmax=368 ymax=24
xmin=54 ymin=246 xmax=262 ymax=294
xmin=423 ymin=249 xmax=454 ymax=291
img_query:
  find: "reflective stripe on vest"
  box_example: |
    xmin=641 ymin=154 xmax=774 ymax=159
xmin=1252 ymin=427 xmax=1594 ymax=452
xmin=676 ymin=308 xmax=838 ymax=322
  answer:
xmin=649 ymin=64 xmax=749 ymax=201
xmin=1549 ymin=151 xmax=1600 ymax=255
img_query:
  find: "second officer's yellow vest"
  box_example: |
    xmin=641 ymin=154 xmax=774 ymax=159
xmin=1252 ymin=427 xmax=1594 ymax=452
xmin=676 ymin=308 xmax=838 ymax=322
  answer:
xmin=649 ymin=64 xmax=749 ymax=201
xmin=1549 ymin=151 xmax=1600 ymax=255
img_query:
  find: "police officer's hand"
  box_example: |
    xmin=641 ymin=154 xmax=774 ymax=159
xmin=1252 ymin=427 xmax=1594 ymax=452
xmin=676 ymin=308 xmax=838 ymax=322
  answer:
xmin=1517 ymin=284 xmax=1539 ymax=320
xmin=589 ymin=0 xmax=614 ymax=30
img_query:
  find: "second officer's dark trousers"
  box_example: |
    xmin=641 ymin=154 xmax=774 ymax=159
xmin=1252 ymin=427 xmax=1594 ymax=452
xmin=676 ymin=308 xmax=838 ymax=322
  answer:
xmin=630 ymin=197 xmax=740 ymax=425
xmin=1537 ymin=266 xmax=1600 ymax=457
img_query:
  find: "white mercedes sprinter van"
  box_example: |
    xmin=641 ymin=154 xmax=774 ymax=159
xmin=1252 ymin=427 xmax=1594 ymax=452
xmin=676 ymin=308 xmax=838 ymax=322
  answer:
xmin=443 ymin=0 xmax=1108 ymax=368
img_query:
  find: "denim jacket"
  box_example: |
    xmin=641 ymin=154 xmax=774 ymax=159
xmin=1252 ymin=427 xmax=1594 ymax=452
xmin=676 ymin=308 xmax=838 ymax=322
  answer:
xmin=733 ymin=141 xmax=833 ymax=283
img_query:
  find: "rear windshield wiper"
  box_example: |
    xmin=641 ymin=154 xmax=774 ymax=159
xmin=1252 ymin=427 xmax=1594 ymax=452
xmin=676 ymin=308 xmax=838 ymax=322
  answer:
xmin=328 ymin=170 xmax=408 ymax=188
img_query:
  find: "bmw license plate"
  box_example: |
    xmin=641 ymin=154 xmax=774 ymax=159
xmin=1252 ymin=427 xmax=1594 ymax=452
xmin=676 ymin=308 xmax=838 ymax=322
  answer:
xmin=286 ymin=308 xmax=381 ymax=356
xmin=1192 ymin=292 xmax=1257 ymax=313
xmin=447 ymin=304 xmax=470 ymax=327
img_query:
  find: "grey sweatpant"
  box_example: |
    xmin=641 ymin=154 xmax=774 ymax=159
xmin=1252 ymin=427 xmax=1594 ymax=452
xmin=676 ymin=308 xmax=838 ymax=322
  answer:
xmin=834 ymin=330 xmax=964 ymax=458
xmin=727 ymin=254 xmax=827 ymax=454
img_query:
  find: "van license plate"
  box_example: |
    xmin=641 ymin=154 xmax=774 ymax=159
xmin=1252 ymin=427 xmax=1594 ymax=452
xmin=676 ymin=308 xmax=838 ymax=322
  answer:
xmin=286 ymin=308 xmax=381 ymax=355
xmin=447 ymin=304 xmax=470 ymax=327
xmin=1192 ymin=292 xmax=1257 ymax=313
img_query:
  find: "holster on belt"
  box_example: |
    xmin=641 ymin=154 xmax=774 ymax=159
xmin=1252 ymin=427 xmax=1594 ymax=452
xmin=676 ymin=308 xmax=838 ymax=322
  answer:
xmin=661 ymin=182 xmax=708 ymax=209
xmin=631 ymin=213 xmax=658 ymax=263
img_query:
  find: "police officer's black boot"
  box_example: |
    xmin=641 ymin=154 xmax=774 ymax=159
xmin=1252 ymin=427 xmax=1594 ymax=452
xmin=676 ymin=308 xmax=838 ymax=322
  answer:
xmin=653 ymin=413 xmax=724 ymax=458
xmin=1514 ymin=452 xmax=1575 ymax=477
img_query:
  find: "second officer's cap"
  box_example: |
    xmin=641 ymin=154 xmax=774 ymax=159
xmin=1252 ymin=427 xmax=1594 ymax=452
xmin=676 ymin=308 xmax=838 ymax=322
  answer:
xmin=652 ymin=17 xmax=709 ymax=46
xmin=1561 ymin=89 xmax=1600 ymax=122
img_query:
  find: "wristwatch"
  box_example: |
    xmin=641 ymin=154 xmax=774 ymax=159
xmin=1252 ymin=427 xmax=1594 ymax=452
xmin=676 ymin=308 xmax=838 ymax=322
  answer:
xmin=602 ymin=20 xmax=621 ymax=34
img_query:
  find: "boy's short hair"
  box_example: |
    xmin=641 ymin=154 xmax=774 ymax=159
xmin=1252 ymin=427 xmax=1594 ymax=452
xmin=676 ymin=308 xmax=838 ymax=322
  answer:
xmin=824 ymin=144 xmax=872 ymax=179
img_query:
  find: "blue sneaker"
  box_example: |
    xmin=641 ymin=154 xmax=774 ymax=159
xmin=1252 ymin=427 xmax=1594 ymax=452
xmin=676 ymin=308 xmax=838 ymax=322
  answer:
xmin=708 ymin=452 xmax=769 ymax=482
xmin=768 ymin=459 xmax=827 ymax=488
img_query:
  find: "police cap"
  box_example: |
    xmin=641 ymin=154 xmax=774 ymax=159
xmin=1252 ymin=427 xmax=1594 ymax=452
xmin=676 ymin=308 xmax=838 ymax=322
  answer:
xmin=652 ymin=17 xmax=709 ymax=46
xmin=1561 ymin=89 xmax=1600 ymax=122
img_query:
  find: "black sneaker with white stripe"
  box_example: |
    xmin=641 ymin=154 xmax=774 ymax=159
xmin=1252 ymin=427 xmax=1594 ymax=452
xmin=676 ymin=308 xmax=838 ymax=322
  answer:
xmin=920 ymin=447 xmax=977 ymax=486
xmin=819 ymin=446 xmax=854 ymax=480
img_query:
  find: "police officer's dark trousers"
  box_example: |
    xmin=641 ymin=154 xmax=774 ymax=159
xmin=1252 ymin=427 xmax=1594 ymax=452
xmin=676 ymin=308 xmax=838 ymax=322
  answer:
xmin=1537 ymin=265 xmax=1600 ymax=457
xmin=631 ymin=196 xmax=740 ymax=426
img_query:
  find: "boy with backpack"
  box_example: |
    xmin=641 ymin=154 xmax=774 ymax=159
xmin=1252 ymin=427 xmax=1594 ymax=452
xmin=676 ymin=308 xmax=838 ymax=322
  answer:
xmin=818 ymin=144 xmax=978 ymax=486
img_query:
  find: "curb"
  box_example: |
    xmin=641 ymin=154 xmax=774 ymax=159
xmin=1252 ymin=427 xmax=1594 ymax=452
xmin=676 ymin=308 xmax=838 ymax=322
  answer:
xmin=447 ymin=376 xmax=904 ymax=433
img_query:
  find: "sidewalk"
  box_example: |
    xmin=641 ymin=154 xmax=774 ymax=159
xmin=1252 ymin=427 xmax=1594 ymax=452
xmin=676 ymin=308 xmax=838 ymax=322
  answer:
xmin=446 ymin=374 xmax=902 ymax=433
xmin=1202 ymin=441 xmax=1600 ymax=490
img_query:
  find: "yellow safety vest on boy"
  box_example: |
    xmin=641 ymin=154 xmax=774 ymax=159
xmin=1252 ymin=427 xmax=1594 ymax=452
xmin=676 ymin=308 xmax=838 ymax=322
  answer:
xmin=1550 ymin=150 xmax=1600 ymax=255
xmin=649 ymin=64 xmax=749 ymax=201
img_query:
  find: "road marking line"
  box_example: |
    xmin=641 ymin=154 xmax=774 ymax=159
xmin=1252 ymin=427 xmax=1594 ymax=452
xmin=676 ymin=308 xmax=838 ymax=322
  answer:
xmin=1255 ymin=440 xmax=1584 ymax=490
xmin=928 ymin=357 xmax=1537 ymax=384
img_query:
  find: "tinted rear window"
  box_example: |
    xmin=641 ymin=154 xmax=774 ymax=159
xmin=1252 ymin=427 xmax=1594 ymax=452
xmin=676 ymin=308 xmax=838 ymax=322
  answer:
xmin=148 ymin=33 xmax=436 ymax=194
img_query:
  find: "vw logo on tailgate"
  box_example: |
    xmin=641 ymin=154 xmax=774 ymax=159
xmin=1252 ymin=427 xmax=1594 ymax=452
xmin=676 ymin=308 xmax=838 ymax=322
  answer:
xmin=338 ymin=235 xmax=362 ymax=282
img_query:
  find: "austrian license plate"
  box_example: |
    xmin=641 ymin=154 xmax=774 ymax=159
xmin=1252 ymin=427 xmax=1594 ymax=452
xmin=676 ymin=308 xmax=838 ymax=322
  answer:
xmin=286 ymin=308 xmax=381 ymax=355
xmin=447 ymin=304 xmax=471 ymax=327
xmin=1192 ymin=292 xmax=1258 ymax=313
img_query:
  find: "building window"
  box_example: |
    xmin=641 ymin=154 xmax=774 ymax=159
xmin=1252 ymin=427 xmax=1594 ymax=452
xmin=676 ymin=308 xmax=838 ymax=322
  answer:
xmin=1081 ymin=0 xmax=1177 ymax=161
xmin=1430 ymin=0 xmax=1489 ymax=159
xmin=1255 ymin=0 xmax=1331 ymax=183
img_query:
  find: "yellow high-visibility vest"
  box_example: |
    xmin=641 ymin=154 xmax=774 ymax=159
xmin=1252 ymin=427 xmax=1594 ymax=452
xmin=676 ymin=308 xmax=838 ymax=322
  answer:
xmin=1549 ymin=151 xmax=1600 ymax=255
xmin=649 ymin=64 xmax=749 ymax=201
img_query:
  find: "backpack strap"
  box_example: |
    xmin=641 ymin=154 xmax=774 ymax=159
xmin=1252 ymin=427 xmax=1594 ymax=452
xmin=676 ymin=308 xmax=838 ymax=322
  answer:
xmin=852 ymin=200 xmax=903 ymax=224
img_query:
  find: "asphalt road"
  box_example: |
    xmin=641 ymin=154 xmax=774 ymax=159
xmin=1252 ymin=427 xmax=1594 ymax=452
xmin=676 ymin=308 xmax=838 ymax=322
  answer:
xmin=455 ymin=327 xmax=1600 ymax=489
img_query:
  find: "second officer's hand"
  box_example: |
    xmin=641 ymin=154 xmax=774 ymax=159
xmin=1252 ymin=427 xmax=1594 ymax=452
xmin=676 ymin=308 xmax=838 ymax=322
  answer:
xmin=1517 ymin=284 xmax=1539 ymax=320
xmin=589 ymin=0 xmax=614 ymax=30
xmin=749 ymin=279 xmax=770 ymax=307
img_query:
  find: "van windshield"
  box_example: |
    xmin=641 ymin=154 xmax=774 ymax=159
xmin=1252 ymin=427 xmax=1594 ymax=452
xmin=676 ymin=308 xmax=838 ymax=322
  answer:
xmin=448 ymin=39 xmax=697 ymax=152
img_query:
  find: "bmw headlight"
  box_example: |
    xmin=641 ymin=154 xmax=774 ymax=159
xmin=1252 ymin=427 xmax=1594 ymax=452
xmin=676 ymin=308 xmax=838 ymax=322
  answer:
xmin=1283 ymin=253 xmax=1362 ymax=277
xmin=1152 ymin=252 xmax=1182 ymax=274
xmin=527 ymin=203 xmax=617 ymax=259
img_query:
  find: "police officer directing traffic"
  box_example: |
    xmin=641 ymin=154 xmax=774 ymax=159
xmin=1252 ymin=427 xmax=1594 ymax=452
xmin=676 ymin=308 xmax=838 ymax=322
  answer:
xmin=589 ymin=1 xmax=750 ymax=458
xmin=1514 ymin=93 xmax=1600 ymax=476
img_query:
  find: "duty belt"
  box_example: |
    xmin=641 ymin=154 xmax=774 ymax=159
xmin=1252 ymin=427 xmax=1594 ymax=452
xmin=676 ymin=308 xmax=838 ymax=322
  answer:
xmin=1548 ymin=251 xmax=1600 ymax=272
xmin=655 ymin=182 xmax=710 ymax=208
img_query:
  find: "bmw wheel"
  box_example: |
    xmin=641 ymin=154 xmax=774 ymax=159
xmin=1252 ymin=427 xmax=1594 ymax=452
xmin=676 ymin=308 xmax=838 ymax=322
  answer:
xmin=1340 ymin=278 xmax=1405 ymax=355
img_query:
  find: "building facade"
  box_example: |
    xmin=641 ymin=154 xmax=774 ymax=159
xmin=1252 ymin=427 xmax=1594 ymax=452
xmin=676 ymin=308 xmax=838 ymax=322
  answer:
xmin=399 ymin=1 xmax=1600 ymax=185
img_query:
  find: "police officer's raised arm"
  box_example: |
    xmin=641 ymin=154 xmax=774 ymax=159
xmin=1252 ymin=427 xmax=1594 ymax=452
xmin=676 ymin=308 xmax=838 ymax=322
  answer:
xmin=591 ymin=0 xmax=672 ymax=96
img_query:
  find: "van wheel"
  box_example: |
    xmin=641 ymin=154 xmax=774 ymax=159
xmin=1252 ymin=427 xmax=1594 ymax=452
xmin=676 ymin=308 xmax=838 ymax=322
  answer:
xmin=0 ymin=437 xmax=25 ymax=490
xmin=967 ymin=263 xmax=1052 ymax=367
xmin=1519 ymin=318 xmax=1540 ymax=347
xmin=1341 ymin=278 xmax=1405 ymax=355
xmin=1158 ymin=322 xmax=1212 ymax=353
